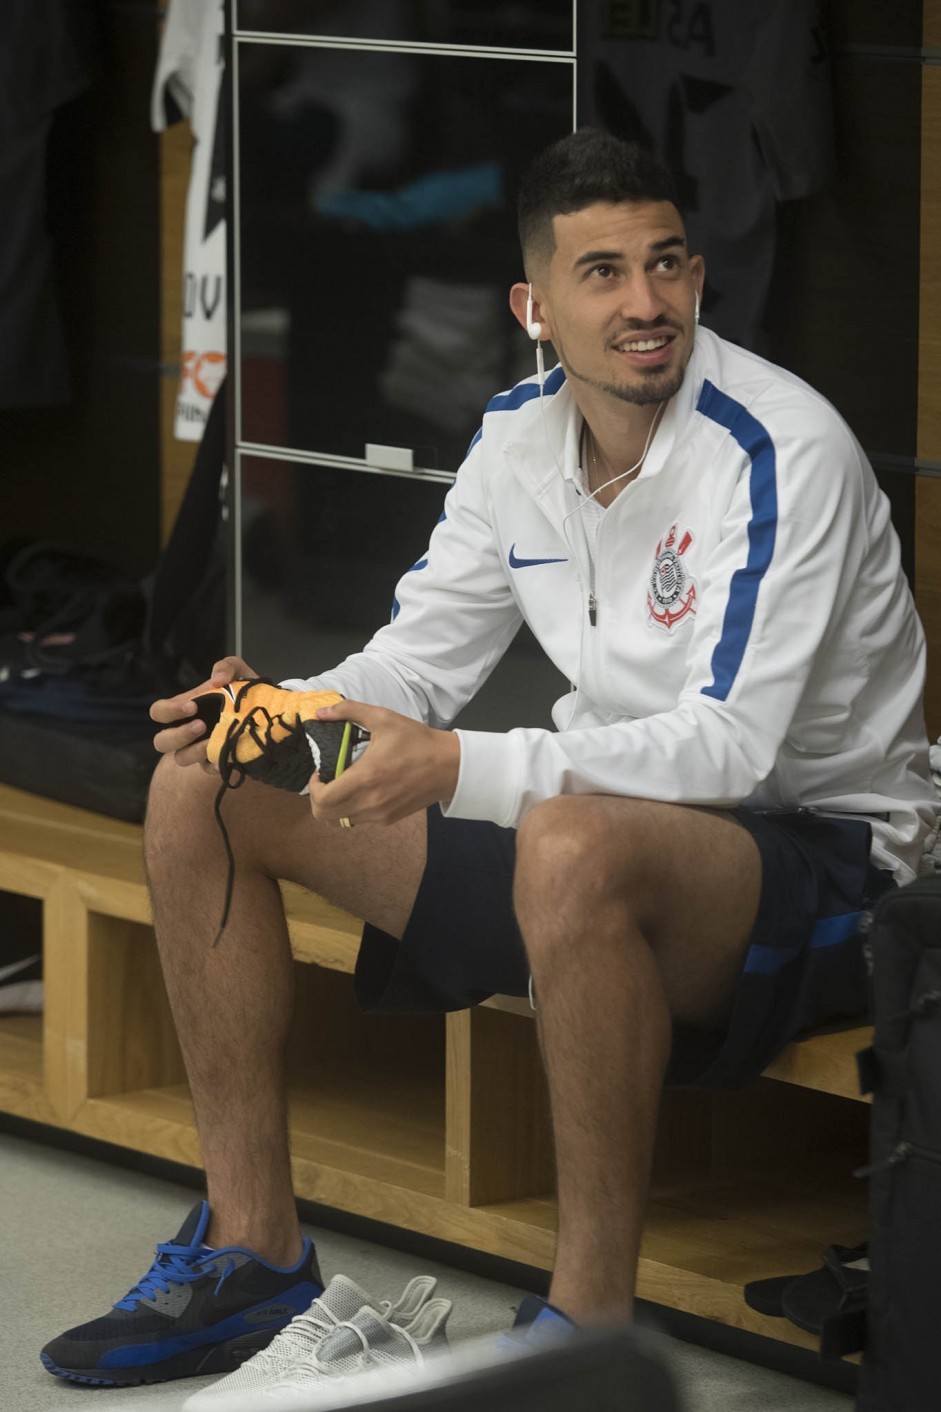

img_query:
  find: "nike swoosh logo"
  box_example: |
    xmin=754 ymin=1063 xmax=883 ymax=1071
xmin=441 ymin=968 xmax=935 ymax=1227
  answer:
xmin=508 ymin=544 xmax=568 ymax=569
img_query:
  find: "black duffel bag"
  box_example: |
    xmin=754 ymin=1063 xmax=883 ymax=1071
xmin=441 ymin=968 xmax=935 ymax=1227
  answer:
xmin=857 ymin=872 xmax=941 ymax=1412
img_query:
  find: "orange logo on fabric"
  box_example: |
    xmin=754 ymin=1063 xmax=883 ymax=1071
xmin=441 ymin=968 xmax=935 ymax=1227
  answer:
xmin=180 ymin=351 xmax=226 ymax=400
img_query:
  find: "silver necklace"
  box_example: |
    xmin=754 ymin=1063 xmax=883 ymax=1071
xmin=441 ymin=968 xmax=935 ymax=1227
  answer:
xmin=583 ymin=402 xmax=665 ymax=499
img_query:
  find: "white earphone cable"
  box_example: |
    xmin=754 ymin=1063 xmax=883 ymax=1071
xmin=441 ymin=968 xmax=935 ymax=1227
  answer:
xmin=561 ymin=400 xmax=665 ymax=532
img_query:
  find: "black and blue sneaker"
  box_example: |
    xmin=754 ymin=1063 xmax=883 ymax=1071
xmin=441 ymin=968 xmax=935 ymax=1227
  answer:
xmin=40 ymin=1201 xmax=323 ymax=1387
xmin=496 ymin=1294 xmax=577 ymax=1355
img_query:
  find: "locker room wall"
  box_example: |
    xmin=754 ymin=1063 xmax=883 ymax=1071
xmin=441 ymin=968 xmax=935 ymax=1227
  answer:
xmin=916 ymin=1 xmax=941 ymax=737
xmin=2 ymin=0 xmax=162 ymax=580
xmin=156 ymin=1 xmax=940 ymax=736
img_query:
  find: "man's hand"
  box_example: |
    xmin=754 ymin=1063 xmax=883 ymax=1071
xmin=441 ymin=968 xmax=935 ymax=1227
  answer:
xmin=149 ymin=656 xmax=258 ymax=766
xmin=308 ymin=700 xmax=460 ymax=827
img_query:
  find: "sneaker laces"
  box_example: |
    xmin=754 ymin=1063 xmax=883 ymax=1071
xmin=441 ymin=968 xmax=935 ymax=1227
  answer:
xmin=210 ymin=678 xmax=285 ymax=947
xmin=288 ymin=1315 xmax=425 ymax=1387
xmin=205 ymin=679 xmax=366 ymax=947
xmin=255 ymin=1291 xmax=384 ymax=1364
xmin=114 ymin=1239 xmax=211 ymax=1310
xmin=240 ymin=1322 xmax=333 ymax=1380
xmin=330 ymin=1319 xmax=375 ymax=1374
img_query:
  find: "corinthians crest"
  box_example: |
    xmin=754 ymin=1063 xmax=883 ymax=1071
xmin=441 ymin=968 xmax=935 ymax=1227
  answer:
xmin=647 ymin=524 xmax=697 ymax=631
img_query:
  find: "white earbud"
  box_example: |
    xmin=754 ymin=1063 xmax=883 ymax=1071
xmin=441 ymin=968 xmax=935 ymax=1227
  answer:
xmin=526 ymin=283 xmax=542 ymax=340
xmin=694 ymin=290 xmax=700 ymax=324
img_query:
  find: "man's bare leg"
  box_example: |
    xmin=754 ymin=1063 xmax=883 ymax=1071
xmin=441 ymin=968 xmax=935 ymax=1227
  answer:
xmin=143 ymin=755 xmax=426 ymax=1263
xmin=513 ymin=795 xmax=761 ymax=1323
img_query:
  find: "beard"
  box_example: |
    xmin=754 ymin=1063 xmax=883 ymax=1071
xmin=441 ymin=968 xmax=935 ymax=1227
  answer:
xmin=555 ymin=335 xmax=689 ymax=407
xmin=590 ymin=364 xmax=687 ymax=406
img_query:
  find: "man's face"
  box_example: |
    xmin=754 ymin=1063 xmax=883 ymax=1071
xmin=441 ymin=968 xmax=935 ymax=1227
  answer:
xmin=537 ymin=200 xmax=703 ymax=407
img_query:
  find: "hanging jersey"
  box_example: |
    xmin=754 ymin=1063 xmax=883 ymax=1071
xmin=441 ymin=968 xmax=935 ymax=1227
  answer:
xmin=582 ymin=0 xmax=833 ymax=350
xmin=152 ymin=0 xmax=226 ymax=442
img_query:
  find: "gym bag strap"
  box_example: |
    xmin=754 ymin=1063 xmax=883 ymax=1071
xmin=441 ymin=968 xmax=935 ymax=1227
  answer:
xmin=856 ymin=872 xmax=941 ymax=1412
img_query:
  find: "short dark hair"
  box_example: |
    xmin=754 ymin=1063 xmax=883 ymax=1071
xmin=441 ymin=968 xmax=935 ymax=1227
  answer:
xmin=517 ymin=128 xmax=679 ymax=276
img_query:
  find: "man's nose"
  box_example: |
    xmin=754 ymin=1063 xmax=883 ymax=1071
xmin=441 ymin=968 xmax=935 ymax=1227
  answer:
xmin=620 ymin=273 xmax=667 ymax=325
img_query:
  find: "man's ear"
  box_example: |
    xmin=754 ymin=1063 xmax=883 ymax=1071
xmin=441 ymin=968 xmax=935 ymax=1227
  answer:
xmin=509 ymin=282 xmax=551 ymax=341
xmin=690 ymin=253 xmax=705 ymax=302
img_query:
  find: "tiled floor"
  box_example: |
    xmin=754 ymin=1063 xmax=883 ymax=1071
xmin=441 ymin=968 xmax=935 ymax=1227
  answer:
xmin=3 ymin=1130 xmax=853 ymax=1412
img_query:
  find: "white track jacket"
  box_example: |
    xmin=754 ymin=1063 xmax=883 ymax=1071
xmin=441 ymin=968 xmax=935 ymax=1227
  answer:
xmin=285 ymin=328 xmax=934 ymax=882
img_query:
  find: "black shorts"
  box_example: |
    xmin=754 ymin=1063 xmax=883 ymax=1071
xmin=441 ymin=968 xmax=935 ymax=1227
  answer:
xmin=354 ymin=805 xmax=894 ymax=1090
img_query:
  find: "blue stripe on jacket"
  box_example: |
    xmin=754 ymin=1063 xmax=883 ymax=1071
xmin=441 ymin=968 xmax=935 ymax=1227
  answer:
xmin=466 ymin=365 xmax=566 ymax=456
xmin=391 ymin=510 xmax=445 ymax=619
xmin=399 ymin=370 xmax=567 ymax=615
xmin=695 ymin=380 xmax=778 ymax=702
xmin=395 ymin=372 xmax=565 ymax=615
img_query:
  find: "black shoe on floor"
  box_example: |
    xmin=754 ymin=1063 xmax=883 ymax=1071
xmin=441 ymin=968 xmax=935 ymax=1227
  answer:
xmin=40 ymin=1201 xmax=323 ymax=1387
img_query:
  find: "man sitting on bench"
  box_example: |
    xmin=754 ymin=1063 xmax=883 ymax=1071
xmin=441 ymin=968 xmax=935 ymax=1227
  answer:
xmin=42 ymin=128 xmax=934 ymax=1398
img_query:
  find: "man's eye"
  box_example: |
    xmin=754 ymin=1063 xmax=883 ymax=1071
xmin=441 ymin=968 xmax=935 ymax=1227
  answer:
xmin=593 ymin=264 xmax=614 ymax=278
xmin=656 ymin=255 xmax=678 ymax=272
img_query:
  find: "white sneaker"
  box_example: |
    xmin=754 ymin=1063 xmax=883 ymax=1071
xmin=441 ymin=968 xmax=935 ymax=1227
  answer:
xmin=0 ymin=953 xmax=42 ymax=1013
xmin=182 ymin=1273 xmax=436 ymax=1410
xmin=254 ymin=1296 xmax=453 ymax=1410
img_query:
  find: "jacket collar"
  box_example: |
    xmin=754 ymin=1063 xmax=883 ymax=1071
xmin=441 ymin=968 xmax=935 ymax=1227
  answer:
xmin=502 ymin=374 xmax=579 ymax=500
xmin=503 ymin=334 xmax=710 ymax=501
xmin=634 ymin=330 xmax=707 ymax=482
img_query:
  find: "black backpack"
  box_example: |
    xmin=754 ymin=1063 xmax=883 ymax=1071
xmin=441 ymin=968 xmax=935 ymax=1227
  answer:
xmin=0 ymin=381 xmax=227 ymax=821
xmin=856 ymin=871 xmax=941 ymax=1412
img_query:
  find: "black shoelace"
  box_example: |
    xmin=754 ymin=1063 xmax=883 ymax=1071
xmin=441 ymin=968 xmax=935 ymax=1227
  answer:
xmin=210 ymin=678 xmax=286 ymax=947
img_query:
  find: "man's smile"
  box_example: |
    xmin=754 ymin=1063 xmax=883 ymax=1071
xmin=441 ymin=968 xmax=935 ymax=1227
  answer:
xmin=615 ymin=335 xmax=671 ymax=352
xmin=610 ymin=328 xmax=679 ymax=367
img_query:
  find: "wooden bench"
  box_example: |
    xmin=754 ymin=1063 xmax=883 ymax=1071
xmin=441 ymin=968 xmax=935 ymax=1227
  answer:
xmin=0 ymin=781 xmax=871 ymax=1353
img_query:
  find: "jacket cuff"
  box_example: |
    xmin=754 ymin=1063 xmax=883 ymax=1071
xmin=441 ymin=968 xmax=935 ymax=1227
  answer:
xmin=444 ymin=729 xmax=522 ymax=827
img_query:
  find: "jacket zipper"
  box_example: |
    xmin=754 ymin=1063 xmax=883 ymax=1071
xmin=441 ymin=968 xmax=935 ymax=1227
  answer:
xmin=584 ymin=518 xmax=597 ymax=626
xmin=561 ymin=490 xmax=598 ymax=632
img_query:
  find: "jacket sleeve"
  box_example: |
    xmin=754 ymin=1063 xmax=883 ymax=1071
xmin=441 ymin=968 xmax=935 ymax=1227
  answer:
xmin=281 ymin=439 xmax=523 ymax=724
xmin=447 ymin=405 xmax=901 ymax=827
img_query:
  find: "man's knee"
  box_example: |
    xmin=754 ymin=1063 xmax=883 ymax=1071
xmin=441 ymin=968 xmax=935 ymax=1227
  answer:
xmin=517 ymin=796 xmax=607 ymax=881
xmin=514 ymin=795 xmax=712 ymax=951
xmin=517 ymin=793 xmax=665 ymax=872
xmin=144 ymin=755 xmax=220 ymax=877
xmin=514 ymin=796 xmax=648 ymax=926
